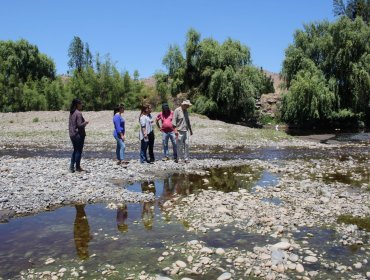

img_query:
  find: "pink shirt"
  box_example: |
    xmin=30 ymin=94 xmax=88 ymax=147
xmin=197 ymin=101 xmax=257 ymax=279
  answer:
xmin=156 ymin=111 xmax=174 ymax=133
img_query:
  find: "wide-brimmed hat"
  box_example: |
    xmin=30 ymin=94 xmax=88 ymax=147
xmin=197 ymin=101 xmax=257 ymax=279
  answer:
xmin=181 ymin=100 xmax=192 ymax=106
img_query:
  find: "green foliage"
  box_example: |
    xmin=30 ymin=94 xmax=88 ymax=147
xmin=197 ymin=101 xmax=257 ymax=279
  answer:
xmin=333 ymin=0 xmax=369 ymax=23
xmin=68 ymin=36 xmax=88 ymax=73
xmin=337 ymin=214 xmax=370 ymax=231
xmin=281 ymin=17 xmax=370 ymax=127
xmin=158 ymin=29 xmax=273 ymax=122
xmin=0 ymin=39 xmax=56 ymax=112
xmin=32 ymin=117 xmax=39 ymax=123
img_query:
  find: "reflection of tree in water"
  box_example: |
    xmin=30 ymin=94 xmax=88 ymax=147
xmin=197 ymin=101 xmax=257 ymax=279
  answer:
xmin=74 ymin=205 xmax=91 ymax=260
xmin=116 ymin=204 xmax=128 ymax=232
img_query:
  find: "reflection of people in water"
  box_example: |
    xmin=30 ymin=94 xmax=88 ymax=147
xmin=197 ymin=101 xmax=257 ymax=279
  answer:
xmin=142 ymin=201 xmax=155 ymax=230
xmin=172 ymin=173 xmax=191 ymax=195
xmin=74 ymin=204 xmax=91 ymax=260
xmin=141 ymin=181 xmax=156 ymax=230
xmin=116 ymin=204 xmax=128 ymax=232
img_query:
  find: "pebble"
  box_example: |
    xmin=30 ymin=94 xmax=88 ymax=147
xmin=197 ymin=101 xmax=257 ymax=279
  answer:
xmin=217 ymin=272 xmax=232 ymax=280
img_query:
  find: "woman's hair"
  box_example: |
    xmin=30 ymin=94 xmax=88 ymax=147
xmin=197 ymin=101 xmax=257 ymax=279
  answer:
xmin=139 ymin=104 xmax=150 ymax=121
xmin=113 ymin=104 xmax=124 ymax=116
xmin=70 ymin=98 xmax=82 ymax=115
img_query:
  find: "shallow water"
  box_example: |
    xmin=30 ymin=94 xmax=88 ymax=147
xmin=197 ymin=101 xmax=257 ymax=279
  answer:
xmin=0 ymin=163 xmax=368 ymax=279
xmin=1 ymin=133 xmax=369 ymax=279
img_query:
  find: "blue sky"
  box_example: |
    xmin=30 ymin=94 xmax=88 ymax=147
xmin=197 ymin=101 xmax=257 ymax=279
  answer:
xmin=2 ymin=0 xmax=335 ymax=78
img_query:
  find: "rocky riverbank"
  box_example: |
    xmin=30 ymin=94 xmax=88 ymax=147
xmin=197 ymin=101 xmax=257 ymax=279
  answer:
xmin=0 ymin=111 xmax=369 ymax=280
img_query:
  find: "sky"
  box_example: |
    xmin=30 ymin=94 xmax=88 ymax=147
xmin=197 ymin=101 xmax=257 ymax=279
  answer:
xmin=2 ymin=0 xmax=336 ymax=78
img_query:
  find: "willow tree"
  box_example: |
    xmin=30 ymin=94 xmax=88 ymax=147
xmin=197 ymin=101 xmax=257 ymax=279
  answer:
xmin=281 ymin=17 xmax=370 ymax=127
xmin=0 ymin=39 xmax=56 ymax=111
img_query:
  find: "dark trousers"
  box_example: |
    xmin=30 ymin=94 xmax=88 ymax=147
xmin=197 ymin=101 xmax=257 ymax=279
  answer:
xmin=148 ymin=131 xmax=155 ymax=162
xmin=70 ymin=135 xmax=85 ymax=169
xmin=140 ymin=139 xmax=149 ymax=163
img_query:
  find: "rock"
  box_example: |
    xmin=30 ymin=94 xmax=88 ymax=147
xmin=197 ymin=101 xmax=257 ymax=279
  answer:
xmin=271 ymin=242 xmax=291 ymax=250
xmin=175 ymin=260 xmax=187 ymax=268
xmin=366 ymin=271 xmax=370 ymax=278
xmin=200 ymin=247 xmax=213 ymax=254
xmin=288 ymin=253 xmax=299 ymax=262
xmin=216 ymin=248 xmax=225 ymax=255
xmin=304 ymin=256 xmax=318 ymax=263
xmin=271 ymin=249 xmax=285 ymax=265
xmin=296 ymin=263 xmax=304 ymax=273
xmin=353 ymin=262 xmax=362 ymax=269
xmin=156 ymin=276 xmax=173 ymax=280
xmin=217 ymin=272 xmax=232 ymax=280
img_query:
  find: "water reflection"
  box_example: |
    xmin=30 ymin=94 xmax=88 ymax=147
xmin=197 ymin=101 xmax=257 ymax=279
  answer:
xmin=116 ymin=204 xmax=128 ymax=232
xmin=73 ymin=204 xmax=91 ymax=260
xmin=141 ymin=181 xmax=156 ymax=230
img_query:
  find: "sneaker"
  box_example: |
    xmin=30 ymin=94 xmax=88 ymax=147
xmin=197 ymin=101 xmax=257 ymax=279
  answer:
xmin=174 ymin=159 xmax=178 ymax=163
xmin=162 ymin=157 xmax=170 ymax=161
xmin=76 ymin=167 xmax=86 ymax=172
xmin=116 ymin=161 xmax=122 ymax=165
xmin=184 ymin=160 xmax=190 ymax=164
xmin=69 ymin=168 xmax=75 ymax=173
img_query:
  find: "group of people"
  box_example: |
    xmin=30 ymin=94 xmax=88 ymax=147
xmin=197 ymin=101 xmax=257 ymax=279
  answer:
xmin=68 ymin=98 xmax=193 ymax=172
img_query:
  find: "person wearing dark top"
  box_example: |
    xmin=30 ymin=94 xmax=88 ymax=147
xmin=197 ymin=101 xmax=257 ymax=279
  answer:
xmin=69 ymin=99 xmax=89 ymax=172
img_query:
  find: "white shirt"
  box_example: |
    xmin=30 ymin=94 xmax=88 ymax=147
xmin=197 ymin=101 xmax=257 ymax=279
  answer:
xmin=139 ymin=114 xmax=153 ymax=140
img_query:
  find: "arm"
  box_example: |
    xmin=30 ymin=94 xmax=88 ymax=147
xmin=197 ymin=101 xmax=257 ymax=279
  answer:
xmin=155 ymin=114 xmax=161 ymax=130
xmin=172 ymin=110 xmax=178 ymax=136
xmin=76 ymin=112 xmax=88 ymax=128
xmin=140 ymin=116 xmax=148 ymax=139
xmin=114 ymin=116 xmax=124 ymax=139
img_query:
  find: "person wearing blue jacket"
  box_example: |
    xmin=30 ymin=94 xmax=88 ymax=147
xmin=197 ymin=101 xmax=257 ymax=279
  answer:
xmin=113 ymin=104 xmax=126 ymax=165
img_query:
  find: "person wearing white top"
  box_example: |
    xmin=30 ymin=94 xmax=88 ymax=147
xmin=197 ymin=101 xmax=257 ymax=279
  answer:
xmin=139 ymin=104 xmax=153 ymax=163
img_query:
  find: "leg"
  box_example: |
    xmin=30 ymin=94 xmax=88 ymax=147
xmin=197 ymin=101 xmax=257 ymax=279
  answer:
xmin=70 ymin=136 xmax=77 ymax=170
xmin=169 ymin=132 xmax=177 ymax=160
xmin=162 ymin=132 xmax=170 ymax=158
xmin=177 ymin=131 xmax=186 ymax=161
xmin=148 ymin=131 xmax=155 ymax=162
xmin=114 ymin=135 xmax=120 ymax=161
xmin=184 ymin=131 xmax=189 ymax=161
xmin=115 ymin=135 xmax=125 ymax=161
xmin=140 ymin=139 xmax=149 ymax=163
xmin=75 ymin=136 xmax=85 ymax=169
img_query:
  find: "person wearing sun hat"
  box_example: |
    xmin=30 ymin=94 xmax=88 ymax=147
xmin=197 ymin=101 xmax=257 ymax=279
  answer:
xmin=172 ymin=100 xmax=193 ymax=163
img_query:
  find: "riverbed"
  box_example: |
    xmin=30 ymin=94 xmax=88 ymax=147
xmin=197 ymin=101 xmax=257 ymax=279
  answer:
xmin=0 ymin=111 xmax=369 ymax=280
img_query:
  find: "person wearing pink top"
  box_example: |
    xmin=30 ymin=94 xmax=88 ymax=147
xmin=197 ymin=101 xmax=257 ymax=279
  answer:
xmin=156 ymin=103 xmax=177 ymax=161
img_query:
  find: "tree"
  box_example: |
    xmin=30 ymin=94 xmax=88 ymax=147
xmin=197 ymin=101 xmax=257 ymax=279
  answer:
xmin=333 ymin=0 xmax=369 ymax=23
xmin=158 ymin=28 xmax=271 ymax=123
xmin=0 ymin=39 xmax=56 ymax=111
xmin=281 ymin=17 xmax=370 ymax=127
xmin=68 ymin=36 xmax=85 ymax=72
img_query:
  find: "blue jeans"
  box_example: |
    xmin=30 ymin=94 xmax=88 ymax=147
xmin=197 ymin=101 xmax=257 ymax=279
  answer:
xmin=162 ymin=131 xmax=177 ymax=159
xmin=114 ymin=135 xmax=125 ymax=161
xmin=70 ymin=134 xmax=85 ymax=170
xmin=140 ymin=139 xmax=149 ymax=163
